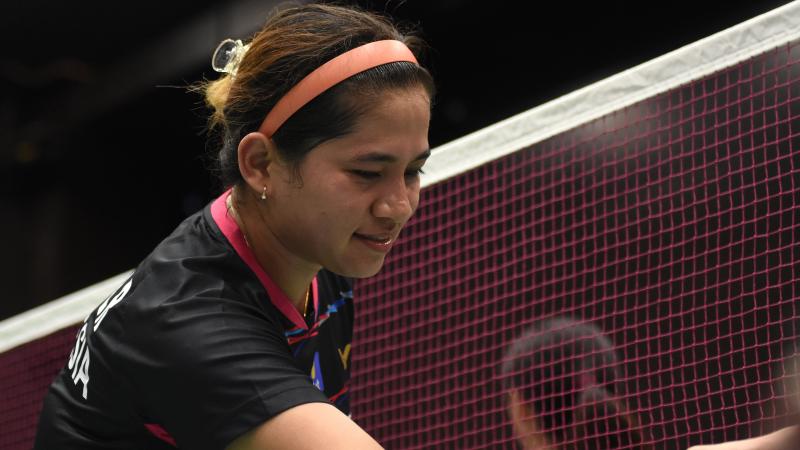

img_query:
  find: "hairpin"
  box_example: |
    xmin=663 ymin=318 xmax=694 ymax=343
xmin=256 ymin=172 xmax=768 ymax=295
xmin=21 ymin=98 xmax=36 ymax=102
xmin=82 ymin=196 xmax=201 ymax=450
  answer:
xmin=211 ymin=38 xmax=251 ymax=76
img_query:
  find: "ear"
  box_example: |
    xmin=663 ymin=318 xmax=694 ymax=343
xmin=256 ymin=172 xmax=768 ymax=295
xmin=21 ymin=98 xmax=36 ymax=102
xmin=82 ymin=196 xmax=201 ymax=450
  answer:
xmin=237 ymin=132 xmax=280 ymax=197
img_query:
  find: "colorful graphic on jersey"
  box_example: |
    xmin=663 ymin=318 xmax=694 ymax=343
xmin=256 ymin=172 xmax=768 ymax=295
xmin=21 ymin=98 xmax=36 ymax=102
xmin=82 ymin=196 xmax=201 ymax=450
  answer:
xmin=329 ymin=383 xmax=349 ymax=407
xmin=144 ymin=423 xmax=177 ymax=447
xmin=338 ymin=343 xmax=351 ymax=369
xmin=284 ymin=290 xmax=351 ymax=345
xmin=284 ymin=327 xmax=305 ymax=338
xmin=311 ymin=352 xmax=324 ymax=391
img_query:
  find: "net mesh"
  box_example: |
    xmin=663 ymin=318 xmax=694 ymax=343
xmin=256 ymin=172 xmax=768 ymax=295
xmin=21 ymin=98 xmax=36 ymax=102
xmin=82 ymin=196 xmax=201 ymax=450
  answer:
xmin=351 ymin=40 xmax=800 ymax=449
xmin=2 ymin=20 xmax=800 ymax=450
xmin=0 ymin=326 xmax=77 ymax=449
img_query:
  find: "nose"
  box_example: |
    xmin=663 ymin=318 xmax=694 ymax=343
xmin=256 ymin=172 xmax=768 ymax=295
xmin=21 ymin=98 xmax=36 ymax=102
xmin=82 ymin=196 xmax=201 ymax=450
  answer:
xmin=371 ymin=177 xmax=415 ymax=225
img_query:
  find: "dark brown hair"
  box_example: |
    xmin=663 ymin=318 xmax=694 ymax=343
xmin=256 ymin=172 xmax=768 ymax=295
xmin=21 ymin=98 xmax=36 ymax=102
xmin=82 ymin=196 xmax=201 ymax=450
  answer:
xmin=502 ymin=317 xmax=653 ymax=450
xmin=202 ymin=3 xmax=435 ymax=188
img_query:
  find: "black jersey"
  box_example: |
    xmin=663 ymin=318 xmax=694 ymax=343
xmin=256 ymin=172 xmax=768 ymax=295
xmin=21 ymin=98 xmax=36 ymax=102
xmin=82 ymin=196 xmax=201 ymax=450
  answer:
xmin=34 ymin=190 xmax=354 ymax=450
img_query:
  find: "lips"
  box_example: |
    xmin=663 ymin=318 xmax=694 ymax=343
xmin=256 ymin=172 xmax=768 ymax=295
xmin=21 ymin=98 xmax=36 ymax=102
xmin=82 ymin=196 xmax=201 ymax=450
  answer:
xmin=353 ymin=232 xmax=392 ymax=244
xmin=353 ymin=232 xmax=395 ymax=253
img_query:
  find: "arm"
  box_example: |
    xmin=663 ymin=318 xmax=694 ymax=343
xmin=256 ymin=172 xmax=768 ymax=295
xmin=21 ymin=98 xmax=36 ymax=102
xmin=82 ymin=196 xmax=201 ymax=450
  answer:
xmin=226 ymin=403 xmax=383 ymax=450
xmin=688 ymin=427 xmax=798 ymax=450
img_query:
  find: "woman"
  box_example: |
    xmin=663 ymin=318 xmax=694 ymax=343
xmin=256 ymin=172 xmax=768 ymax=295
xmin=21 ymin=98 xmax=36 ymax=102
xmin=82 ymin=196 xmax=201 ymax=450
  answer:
xmin=501 ymin=317 xmax=652 ymax=450
xmin=34 ymin=4 xmax=434 ymax=449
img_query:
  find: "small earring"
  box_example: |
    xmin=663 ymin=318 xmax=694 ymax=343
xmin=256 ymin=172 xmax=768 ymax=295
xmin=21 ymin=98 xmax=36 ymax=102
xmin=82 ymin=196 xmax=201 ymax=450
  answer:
xmin=261 ymin=186 xmax=267 ymax=200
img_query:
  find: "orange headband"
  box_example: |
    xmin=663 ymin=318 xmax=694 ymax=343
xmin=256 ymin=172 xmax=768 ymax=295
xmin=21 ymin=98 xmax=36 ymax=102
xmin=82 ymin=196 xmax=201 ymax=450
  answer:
xmin=258 ymin=40 xmax=418 ymax=138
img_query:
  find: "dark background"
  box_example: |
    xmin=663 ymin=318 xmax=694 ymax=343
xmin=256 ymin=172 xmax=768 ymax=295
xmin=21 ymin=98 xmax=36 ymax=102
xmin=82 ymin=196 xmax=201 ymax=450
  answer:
xmin=1 ymin=0 xmax=793 ymax=320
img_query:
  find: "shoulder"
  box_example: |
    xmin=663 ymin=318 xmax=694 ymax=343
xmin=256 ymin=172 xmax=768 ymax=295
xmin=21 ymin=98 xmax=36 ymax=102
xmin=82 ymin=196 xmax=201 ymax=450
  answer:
xmin=95 ymin=207 xmax=281 ymax=365
xmin=92 ymin=267 xmax=284 ymax=381
xmin=140 ymin=205 xmax=240 ymax=280
xmin=125 ymin=206 xmax=265 ymax=315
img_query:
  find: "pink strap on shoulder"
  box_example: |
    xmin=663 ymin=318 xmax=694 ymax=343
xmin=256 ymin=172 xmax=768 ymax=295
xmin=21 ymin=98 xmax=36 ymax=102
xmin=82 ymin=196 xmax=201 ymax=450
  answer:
xmin=258 ymin=40 xmax=418 ymax=137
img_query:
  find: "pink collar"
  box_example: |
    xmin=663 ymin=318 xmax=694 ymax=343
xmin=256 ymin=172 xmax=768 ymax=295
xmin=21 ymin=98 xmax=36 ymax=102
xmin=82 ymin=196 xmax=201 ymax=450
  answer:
xmin=210 ymin=189 xmax=319 ymax=330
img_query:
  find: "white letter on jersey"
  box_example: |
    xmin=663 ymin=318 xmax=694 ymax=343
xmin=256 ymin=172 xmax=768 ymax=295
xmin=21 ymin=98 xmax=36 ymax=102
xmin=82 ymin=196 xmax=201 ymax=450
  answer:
xmin=94 ymin=279 xmax=132 ymax=332
xmin=74 ymin=350 xmax=90 ymax=399
xmin=67 ymin=324 xmax=87 ymax=375
xmin=67 ymin=323 xmax=90 ymax=399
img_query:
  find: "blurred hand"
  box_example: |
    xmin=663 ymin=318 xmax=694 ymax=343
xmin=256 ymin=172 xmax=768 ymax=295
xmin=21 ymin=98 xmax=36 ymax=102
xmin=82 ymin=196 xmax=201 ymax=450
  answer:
xmin=687 ymin=426 xmax=798 ymax=450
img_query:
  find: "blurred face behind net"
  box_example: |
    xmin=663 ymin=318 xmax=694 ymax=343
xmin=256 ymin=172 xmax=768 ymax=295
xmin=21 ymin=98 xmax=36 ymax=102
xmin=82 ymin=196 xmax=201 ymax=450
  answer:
xmin=267 ymin=87 xmax=431 ymax=278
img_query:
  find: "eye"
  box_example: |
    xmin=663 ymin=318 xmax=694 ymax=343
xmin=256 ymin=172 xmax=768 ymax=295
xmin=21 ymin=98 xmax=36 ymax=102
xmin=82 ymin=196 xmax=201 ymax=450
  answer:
xmin=351 ymin=169 xmax=381 ymax=180
xmin=405 ymin=167 xmax=425 ymax=178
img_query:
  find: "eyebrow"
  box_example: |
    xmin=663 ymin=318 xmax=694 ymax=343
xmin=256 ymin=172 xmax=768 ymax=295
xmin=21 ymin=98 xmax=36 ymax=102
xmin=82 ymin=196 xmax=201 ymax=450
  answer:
xmin=351 ymin=149 xmax=431 ymax=164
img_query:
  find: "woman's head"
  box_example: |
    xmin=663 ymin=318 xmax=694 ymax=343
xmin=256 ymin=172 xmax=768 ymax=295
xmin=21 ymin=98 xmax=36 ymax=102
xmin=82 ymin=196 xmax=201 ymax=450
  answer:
xmin=202 ymin=4 xmax=435 ymax=278
xmin=501 ymin=317 xmax=649 ymax=450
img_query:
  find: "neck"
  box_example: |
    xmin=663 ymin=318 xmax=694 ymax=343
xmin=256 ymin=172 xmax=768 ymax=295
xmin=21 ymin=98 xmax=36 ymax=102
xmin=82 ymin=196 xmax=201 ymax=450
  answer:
xmin=228 ymin=186 xmax=319 ymax=313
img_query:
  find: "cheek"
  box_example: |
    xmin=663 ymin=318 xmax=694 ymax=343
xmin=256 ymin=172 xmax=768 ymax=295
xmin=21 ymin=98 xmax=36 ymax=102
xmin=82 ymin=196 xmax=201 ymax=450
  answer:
xmin=302 ymin=182 xmax=364 ymax=232
xmin=409 ymin=186 xmax=421 ymax=214
xmin=319 ymin=171 xmax=377 ymax=208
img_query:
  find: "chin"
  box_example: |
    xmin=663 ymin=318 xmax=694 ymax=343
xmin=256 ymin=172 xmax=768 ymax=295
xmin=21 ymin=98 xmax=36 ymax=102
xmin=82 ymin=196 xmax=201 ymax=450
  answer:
xmin=328 ymin=256 xmax=387 ymax=279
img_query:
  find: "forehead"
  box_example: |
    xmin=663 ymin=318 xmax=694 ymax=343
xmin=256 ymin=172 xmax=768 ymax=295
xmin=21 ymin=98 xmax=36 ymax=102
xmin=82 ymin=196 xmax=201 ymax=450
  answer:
xmin=334 ymin=88 xmax=431 ymax=153
xmin=298 ymin=87 xmax=431 ymax=166
xmin=358 ymin=88 xmax=431 ymax=120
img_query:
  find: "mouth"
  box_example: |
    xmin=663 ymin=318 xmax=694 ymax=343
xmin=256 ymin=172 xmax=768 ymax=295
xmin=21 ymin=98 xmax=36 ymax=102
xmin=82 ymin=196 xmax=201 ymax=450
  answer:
xmin=353 ymin=232 xmax=395 ymax=252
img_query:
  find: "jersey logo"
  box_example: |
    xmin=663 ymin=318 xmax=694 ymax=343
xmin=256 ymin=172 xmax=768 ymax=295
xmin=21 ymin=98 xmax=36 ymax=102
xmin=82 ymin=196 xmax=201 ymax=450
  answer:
xmin=311 ymin=352 xmax=325 ymax=392
xmin=338 ymin=343 xmax=351 ymax=370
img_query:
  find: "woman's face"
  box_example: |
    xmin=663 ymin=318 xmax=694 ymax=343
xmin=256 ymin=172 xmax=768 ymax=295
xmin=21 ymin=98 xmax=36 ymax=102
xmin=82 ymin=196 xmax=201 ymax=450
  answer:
xmin=266 ymin=87 xmax=431 ymax=278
